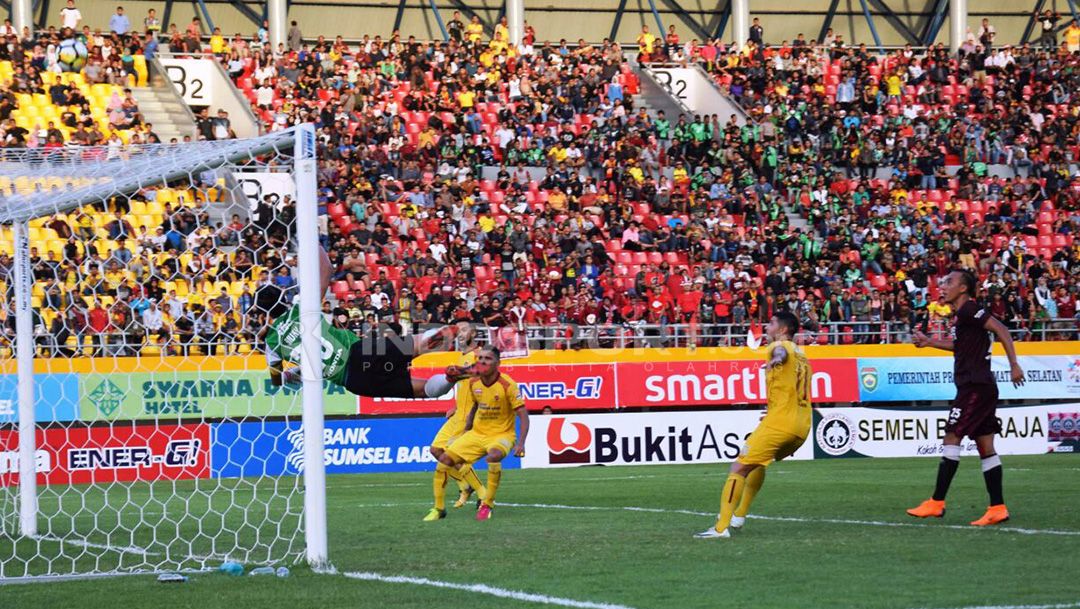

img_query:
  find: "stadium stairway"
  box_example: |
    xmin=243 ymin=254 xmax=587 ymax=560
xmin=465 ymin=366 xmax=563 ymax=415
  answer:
xmin=131 ymin=72 xmax=197 ymax=143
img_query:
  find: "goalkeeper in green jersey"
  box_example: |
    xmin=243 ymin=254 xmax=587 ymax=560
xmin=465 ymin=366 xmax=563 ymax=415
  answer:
xmin=263 ymin=248 xmax=476 ymax=398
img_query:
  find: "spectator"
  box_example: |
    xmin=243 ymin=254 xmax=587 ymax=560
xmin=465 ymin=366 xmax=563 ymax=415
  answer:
xmin=287 ymin=20 xmax=302 ymax=52
xmin=60 ymin=0 xmax=81 ymax=31
xmin=109 ymin=6 xmax=130 ymax=35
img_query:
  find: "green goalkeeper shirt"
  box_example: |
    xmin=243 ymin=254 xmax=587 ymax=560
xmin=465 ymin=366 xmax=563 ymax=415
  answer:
xmin=264 ymin=305 xmax=359 ymax=385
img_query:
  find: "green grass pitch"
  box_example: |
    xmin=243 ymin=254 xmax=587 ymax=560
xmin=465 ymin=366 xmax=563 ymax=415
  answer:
xmin=4 ymin=454 xmax=1079 ymax=609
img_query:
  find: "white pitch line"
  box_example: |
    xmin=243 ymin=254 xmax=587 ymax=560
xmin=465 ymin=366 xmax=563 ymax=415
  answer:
xmin=343 ymin=571 xmax=640 ymax=609
xmin=343 ymin=473 xmax=713 ymax=489
xmin=31 ymin=535 xmax=155 ymax=556
xmin=914 ymin=603 xmax=1080 ymax=609
xmin=349 ymin=500 xmax=1080 ymax=537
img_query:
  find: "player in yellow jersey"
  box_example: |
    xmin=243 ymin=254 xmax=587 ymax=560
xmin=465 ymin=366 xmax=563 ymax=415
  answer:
xmin=696 ymin=311 xmax=812 ymax=538
xmin=430 ymin=346 xmax=529 ymax=522
xmin=423 ymin=349 xmax=486 ymax=521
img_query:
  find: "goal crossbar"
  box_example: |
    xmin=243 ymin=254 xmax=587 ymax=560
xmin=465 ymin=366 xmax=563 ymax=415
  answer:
xmin=0 ymin=128 xmax=302 ymax=224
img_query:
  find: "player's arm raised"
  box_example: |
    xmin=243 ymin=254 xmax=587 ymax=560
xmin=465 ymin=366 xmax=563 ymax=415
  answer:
xmin=764 ymin=344 xmax=788 ymax=370
xmin=985 ymin=316 xmax=1025 ymax=387
xmin=912 ymin=329 xmax=953 ymax=351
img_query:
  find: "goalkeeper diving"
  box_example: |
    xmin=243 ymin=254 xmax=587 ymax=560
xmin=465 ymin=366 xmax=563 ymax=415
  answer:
xmin=264 ymin=248 xmax=476 ymax=398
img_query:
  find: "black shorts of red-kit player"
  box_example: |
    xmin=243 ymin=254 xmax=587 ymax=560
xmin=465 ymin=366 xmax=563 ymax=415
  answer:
xmin=342 ymin=333 xmax=417 ymax=398
xmin=945 ymin=384 xmax=1001 ymax=438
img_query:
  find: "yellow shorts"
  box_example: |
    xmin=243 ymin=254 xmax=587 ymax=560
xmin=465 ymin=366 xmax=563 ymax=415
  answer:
xmin=430 ymin=419 xmax=465 ymax=451
xmin=445 ymin=430 xmax=515 ymax=464
xmin=737 ymin=426 xmax=807 ymax=467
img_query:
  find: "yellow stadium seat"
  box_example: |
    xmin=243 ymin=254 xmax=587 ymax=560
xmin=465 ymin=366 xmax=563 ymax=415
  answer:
xmin=133 ymin=55 xmax=148 ymax=86
xmin=30 ymin=296 xmax=41 ymax=308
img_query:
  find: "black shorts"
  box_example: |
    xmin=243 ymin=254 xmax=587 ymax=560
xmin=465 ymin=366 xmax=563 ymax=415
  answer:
xmin=946 ymin=384 xmax=1000 ymax=439
xmin=342 ymin=334 xmax=417 ymax=398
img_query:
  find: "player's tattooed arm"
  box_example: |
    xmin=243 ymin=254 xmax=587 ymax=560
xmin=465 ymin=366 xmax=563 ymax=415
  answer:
xmin=764 ymin=344 xmax=788 ymax=370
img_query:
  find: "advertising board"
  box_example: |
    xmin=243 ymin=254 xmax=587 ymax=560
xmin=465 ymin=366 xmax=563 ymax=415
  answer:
xmin=78 ymin=372 xmax=357 ymax=421
xmin=0 ymin=373 xmax=79 ymax=423
xmin=0 ymin=423 xmax=210 ymax=486
xmin=813 ymin=405 xmax=1056 ymax=458
xmin=521 ymin=410 xmax=813 ymax=469
xmin=857 ymin=355 xmax=1080 ymax=402
xmin=358 ymin=364 xmax=617 ymax=414
xmin=211 ymin=417 xmax=520 ymax=479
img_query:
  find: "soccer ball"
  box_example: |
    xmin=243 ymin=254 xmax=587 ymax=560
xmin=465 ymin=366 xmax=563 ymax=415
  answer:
xmin=58 ymin=39 xmax=88 ymax=73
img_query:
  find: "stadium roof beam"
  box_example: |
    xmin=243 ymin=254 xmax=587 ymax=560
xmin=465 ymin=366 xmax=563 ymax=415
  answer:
xmin=656 ymin=0 xmax=720 ymax=42
xmin=713 ymin=0 xmax=731 ymax=40
xmin=921 ymin=0 xmax=947 ymax=47
xmin=393 ymin=0 xmax=407 ymax=33
xmin=864 ymin=0 xmax=922 ymax=45
xmin=426 ymin=0 xmax=449 ymax=41
xmin=223 ymin=0 xmax=263 ymax=28
xmin=609 ymin=0 xmax=628 ymax=41
xmin=194 ymin=0 xmax=216 ymax=31
xmin=818 ymin=0 xmax=841 ymax=42
xmin=1020 ymin=0 xmax=1046 ymax=44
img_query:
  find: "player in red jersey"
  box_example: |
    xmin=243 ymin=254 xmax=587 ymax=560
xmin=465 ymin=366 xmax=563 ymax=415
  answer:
xmin=907 ymin=270 xmax=1025 ymax=526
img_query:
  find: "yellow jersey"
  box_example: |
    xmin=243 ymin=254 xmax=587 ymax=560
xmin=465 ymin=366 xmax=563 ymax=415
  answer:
xmin=761 ymin=340 xmax=812 ymax=438
xmin=444 ymin=353 xmax=478 ymax=434
xmin=466 ymin=373 xmax=525 ymax=436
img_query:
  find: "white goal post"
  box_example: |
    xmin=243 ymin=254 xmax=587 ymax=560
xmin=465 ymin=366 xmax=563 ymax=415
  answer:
xmin=0 ymin=123 xmax=327 ymax=579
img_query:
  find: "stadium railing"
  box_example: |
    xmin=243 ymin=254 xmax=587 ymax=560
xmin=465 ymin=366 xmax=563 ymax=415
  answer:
xmin=23 ymin=318 xmax=1080 ymax=358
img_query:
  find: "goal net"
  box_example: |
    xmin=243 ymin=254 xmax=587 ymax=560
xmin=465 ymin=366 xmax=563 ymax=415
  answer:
xmin=0 ymin=125 xmax=328 ymax=580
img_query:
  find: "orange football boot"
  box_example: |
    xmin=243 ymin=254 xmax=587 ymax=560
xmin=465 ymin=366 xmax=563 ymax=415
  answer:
xmin=970 ymin=504 xmax=1010 ymax=526
xmin=906 ymin=499 xmax=946 ymax=518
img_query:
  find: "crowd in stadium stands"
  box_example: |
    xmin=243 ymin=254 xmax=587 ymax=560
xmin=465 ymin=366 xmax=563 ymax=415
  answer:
xmin=2 ymin=5 xmax=1080 ymax=356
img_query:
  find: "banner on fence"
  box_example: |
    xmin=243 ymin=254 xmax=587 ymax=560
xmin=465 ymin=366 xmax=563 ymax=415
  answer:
xmin=520 ymin=410 xmax=813 ymax=469
xmin=211 ymin=417 xmax=521 ymax=478
xmin=857 ymin=355 xmax=1080 ymax=402
xmin=0 ymin=373 xmax=79 ymax=423
xmin=812 ymin=405 xmax=1064 ymax=459
xmin=0 ymin=423 xmax=210 ymax=486
xmin=77 ymin=372 xmax=358 ymax=421
xmin=358 ymin=364 xmax=617 ymax=414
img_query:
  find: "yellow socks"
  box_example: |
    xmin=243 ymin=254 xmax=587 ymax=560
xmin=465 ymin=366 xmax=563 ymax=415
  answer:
xmin=483 ymin=462 xmax=502 ymax=507
xmin=734 ymin=467 xmax=765 ymax=518
xmin=458 ymin=464 xmax=487 ymax=501
xmin=433 ymin=463 xmax=450 ymax=510
xmin=715 ymin=473 xmax=747 ymax=532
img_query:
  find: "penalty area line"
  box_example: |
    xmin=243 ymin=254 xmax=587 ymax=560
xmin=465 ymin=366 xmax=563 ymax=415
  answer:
xmin=343 ymin=571 xmax=640 ymax=609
